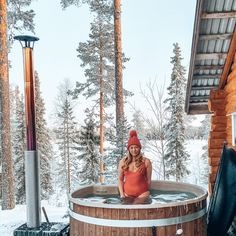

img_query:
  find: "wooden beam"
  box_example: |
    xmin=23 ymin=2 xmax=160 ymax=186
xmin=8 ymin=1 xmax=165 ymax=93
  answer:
xmin=195 ymin=53 xmax=227 ymax=60
xmin=191 ymin=85 xmax=218 ymax=90
xmin=193 ymin=74 xmax=221 ymax=79
xmin=199 ymin=33 xmax=233 ymax=40
xmin=194 ymin=65 xmax=224 ymax=70
xmin=190 ymin=96 xmax=209 ymax=101
xmin=201 ymin=12 xmax=236 ymax=19
xmin=188 ymin=104 xmax=210 ymax=115
xmin=219 ymin=30 xmax=236 ymax=89
xmin=185 ymin=0 xmax=204 ymax=114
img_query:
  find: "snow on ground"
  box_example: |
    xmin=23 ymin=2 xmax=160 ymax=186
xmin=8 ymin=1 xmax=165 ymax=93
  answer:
xmin=0 ymin=201 xmax=68 ymax=236
xmin=0 ymin=140 xmax=207 ymax=236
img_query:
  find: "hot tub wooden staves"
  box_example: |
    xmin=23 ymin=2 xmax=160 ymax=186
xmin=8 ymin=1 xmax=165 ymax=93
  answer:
xmin=69 ymin=181 xmax=207 ymax=236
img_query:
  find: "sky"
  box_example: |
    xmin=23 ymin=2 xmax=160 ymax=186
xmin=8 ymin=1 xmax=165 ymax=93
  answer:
xmin=9 ymin=0 xmax=199 ymax=124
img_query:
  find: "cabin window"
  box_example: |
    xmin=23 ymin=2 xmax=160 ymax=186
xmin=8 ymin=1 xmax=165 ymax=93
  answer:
xmin=232 ymin=113 xmax=236 ymax=146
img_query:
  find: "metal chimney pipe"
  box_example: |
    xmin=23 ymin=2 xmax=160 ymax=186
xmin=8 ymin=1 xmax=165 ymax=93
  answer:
xmin=14 ymin=35 xmax=41 ymax=228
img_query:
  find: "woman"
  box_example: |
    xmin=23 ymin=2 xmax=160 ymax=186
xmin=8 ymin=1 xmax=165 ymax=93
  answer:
xmin=118 ymin=130 xmax=152 ymax=202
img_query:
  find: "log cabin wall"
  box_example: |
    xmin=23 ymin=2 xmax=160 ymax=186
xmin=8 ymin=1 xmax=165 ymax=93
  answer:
xmin=208 ymin=89 xmax=227 ymax=194
xmin=207 ymin=52 xmax=236 ymax=194
xmin=225 ymin=53 xmax=236 ymax=146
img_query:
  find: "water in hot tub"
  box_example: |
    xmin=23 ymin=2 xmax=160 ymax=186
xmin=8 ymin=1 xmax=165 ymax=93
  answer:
xmin=78 ymin=190 xmax=197 ymax=205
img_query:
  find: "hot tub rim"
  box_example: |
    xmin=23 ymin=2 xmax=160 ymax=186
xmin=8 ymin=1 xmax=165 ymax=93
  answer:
xmin=69 ymin=180 xmax=208 ymax=209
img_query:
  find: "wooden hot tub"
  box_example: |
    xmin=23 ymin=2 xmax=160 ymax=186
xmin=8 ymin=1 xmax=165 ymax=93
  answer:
xmin=69 ymin=180 xmax=207 ymax=236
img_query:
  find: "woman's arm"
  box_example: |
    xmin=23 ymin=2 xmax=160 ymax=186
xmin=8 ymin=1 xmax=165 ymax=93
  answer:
xmin=146 ymin=158 xmax=152 ymax=188
xmin=118 ymin=159 xmax=125 ymax=198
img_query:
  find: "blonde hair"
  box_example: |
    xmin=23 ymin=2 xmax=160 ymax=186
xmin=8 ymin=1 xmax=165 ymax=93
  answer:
xmin=122 ymin=151 xmax=143 ymax=171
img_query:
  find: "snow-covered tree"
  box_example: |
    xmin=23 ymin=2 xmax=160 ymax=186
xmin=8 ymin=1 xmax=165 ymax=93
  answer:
xmin=35 ymin=72 xmax=53 ymax=200
xmin=164 ymin=43 xmax=190 ymax=182
xmin=7 ymin=0 xmax=35 ymax=46
xmin=0 ymin=0 xmax=35 ymax=210
xmin=199 ymin=115 xmax=211 ymax=187
xmin=0 ymin=0 xmax=14 ymax=210
xmin=131 ymin=109 xmax=146 ymax=143
xmin=109 ymin=116 xmax=131 ymax=168
xmin=199 ymin=144 xmax=209 ymax=187
xmin=73 ymin=0 xmax=130 ymax=160
xmin=114 ymin=0 xmax=126 ymax=161
xmin=77 ymin=108 xmax=100 ymax=184
xmin=199 ymin=114 xmax=211 ymax=139
xmin=73 ymin=0 xmax=124 ymax=102
xmin=53 ymin=79 xmax=79 ymax=194
xmin=60 ymin=0 xmax=89 ymax=9
xmin=137 ymin=80 xmax=168 ymax=180
xmin=11 ymin=87 xmax=26 ymax=204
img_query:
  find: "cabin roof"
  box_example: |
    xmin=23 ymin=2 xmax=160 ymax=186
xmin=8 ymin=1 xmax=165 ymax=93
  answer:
xmin=185 ymin=0 xmax=236 ymax=115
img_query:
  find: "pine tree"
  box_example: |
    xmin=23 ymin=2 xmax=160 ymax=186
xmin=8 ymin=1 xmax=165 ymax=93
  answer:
xmin=11 ymin=87 xmax=26 ymax=204
xmin=7 ymin=0 xmax=35 ymax=46
xmin=34 ymin=72 xmax=53 ymax=200
xmin=74 ymin=0 xmax=130 ymax=106
xmin=199 ymin=115 xmax=211 ymax=187
xmin=199 ymin=114 xmax=211 ymax=139
xmin=77 ymin=108 xmax=100 ymax=184
xmin=53 ymin=79 xmax=79 ymax=194
xmin=73 ymin=0 xmax=130 ymax=179
xmin=131 ymin=110 xmax=146 ymax=144
xmin=114 ymin=0 xmax=125 ymax=161
xmin=108 ymin=116 xmax=131 ymax=170
xmin=0 ymin=0 xmax=35 ymax=210
xmin=199 ymin=145 xmax=209 ymax=187
xmin=60 ymin=0 xmax=89 ymax=9
xmin=164 ymin=43 xmax=190 ymax=182
xmin=0 ymin=0 xmax=15 ymax=210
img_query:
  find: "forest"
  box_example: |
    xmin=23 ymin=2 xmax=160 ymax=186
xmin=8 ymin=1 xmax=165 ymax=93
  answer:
xmin=0 ymin=0 xmax=209 ymax=212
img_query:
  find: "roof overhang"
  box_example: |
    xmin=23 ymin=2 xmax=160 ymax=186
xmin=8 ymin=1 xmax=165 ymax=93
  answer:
xmin=185 ymin=0 xmax=236 ymax=115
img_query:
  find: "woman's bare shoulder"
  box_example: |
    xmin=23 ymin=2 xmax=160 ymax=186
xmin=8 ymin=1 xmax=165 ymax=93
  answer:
xmin=119 ymin=157 xmax=126 ymax=165
xmin=143 ymin=157 xmax=151 ymax=165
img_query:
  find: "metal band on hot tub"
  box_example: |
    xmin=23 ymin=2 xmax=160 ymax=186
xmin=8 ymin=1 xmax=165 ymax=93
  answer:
xmin=69 ymin=207 xmax=207 ymax=228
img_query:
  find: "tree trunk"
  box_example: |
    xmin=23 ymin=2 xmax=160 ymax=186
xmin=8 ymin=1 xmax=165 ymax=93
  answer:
xmin=99 ymin=46 xmax=104 ymax=184
xmin=0 ymin=0 xmax=15 ymax=209
xmin=114 ymin=0 xmax=124 ymax=159
xmin=66 ymin=104 xmax=71 ymax=193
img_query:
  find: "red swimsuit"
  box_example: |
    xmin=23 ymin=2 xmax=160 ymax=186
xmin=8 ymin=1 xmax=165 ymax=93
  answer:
xmin=123 ymin=162 xmax=149 ymax=197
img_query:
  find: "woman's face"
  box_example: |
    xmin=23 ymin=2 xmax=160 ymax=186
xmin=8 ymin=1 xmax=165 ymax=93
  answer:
xmin=129 ymin=145 xmax=141 ymax=157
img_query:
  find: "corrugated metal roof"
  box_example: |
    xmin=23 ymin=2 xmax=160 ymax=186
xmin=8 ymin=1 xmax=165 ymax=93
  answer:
xmin=185 ymin=0 xmax=236 ymax=114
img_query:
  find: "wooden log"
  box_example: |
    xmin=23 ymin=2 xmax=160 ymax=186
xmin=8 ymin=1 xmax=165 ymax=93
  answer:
xmin=211 ymin=115 xmax=227 ymax=124
xmin=209 ymin=131 xmax=227 ymax=139
xmin=208 ymin=157 xmax=220 ymax=166
xmin=208 ymin=101 xmax=226 ymax=113
xmin=225 ymin=93 xmax=236 ymax=103
xmin=231 ymin=61 xmax=236 ymax=70
xmin=211 ymin=123 xmax=227 ymax=131
xmin=227 ymin=69 xmax=236 ymax=81
xmin=209 ymin=89 xmax=226 ymax=99
xmin=209 ymin=173 xmax=217 ymax=183
xmin=213 ymin=110 xmax=226 ymax=116
xmin=208 ymin=138 xmax=225 ymax=148
xmin=225 ymin=103 xmax=236 ymax=114
xmin=208 ymin=148 xmax=223 ymax=157
xmin=209 ymin=165 xmax=219 ymax=174
xmin=225 ymin=79 xmax=236 ymax=93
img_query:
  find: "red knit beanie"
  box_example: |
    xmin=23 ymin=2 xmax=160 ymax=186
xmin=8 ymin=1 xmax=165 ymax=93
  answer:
xmin=127 ymin=130 xmax=142 ymax=149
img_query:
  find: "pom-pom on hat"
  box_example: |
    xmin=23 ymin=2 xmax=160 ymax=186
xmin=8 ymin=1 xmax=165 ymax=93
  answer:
xmin=127 ymin=130 xmax=142 ymax=149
